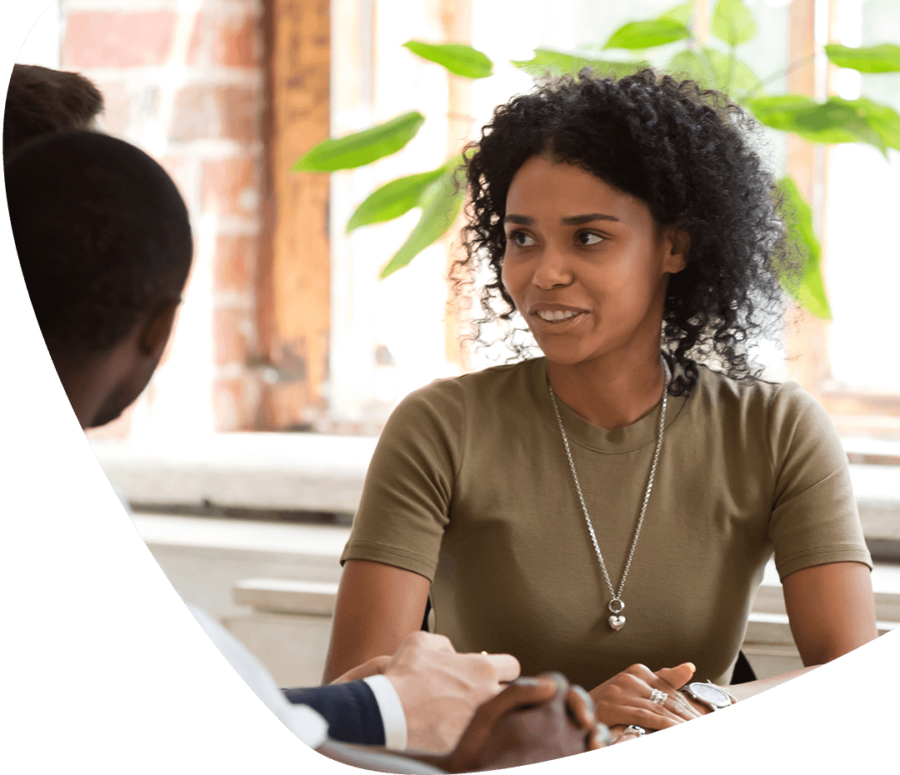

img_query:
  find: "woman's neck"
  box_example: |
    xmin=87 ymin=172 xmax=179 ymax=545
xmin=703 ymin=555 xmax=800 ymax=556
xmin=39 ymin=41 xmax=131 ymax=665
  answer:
xmin=546 ymin=354 xmax=667 ymax=431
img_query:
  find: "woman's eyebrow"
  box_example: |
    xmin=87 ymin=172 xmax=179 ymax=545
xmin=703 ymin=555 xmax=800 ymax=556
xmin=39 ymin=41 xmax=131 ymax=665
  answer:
xmin=502 ymin=213 xmax=620 ymax=225
xmin=503 ymin=214 xmax=534 ymax=225
xmin=562 ymin=213 xmax=620 ymax=225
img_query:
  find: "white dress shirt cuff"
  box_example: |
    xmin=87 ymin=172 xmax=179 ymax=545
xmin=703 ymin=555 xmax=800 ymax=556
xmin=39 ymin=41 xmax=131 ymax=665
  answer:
xmin=363 ymin=674 xmax=408 ymax=751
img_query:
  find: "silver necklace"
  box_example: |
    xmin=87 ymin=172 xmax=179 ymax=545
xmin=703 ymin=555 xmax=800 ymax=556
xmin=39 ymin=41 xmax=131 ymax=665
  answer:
xmin=548 ymin=356 xmax=670 ymax=632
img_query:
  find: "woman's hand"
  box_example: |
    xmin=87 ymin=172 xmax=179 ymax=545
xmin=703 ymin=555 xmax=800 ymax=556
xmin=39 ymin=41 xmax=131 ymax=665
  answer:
xmin=589 ymin=662 xmax=705 ymax=732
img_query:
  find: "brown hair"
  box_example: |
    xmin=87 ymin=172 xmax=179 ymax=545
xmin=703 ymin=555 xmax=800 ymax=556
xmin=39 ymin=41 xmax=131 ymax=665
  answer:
xmin=3 ymin=64 xmax=104 ymax=162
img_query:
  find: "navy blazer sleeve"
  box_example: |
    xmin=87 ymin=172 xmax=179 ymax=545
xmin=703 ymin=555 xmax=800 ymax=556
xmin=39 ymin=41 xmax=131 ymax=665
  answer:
xmin=282 ymin=681 xmax=385 ymax=746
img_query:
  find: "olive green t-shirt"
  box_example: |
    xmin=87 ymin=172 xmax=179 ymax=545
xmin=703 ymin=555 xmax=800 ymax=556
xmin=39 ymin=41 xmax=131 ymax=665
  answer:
xmin=341 ymin=359 xmax=871 ymax=689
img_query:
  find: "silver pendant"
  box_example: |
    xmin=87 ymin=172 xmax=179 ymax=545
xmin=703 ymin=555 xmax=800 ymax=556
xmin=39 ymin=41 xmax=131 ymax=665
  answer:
xmin=608 ymin=599 xmax=625 ymax=631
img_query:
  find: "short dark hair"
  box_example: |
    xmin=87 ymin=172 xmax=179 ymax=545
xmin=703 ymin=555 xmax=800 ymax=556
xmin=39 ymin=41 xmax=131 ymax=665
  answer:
xmin=460 ymin=69 xmax=796 ymax=395
xmin=6 ymin=131 xmax=193 ymax=365
xmin=3 ymin=64 xmax=104 ymax=161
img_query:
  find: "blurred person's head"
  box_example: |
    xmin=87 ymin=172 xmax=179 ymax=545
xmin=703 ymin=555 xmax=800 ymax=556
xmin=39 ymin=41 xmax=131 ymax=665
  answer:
xmin=6 ymin=130 xmax=193 ymax=428
xmin=3 ymin=64 xmax=104 ymax=162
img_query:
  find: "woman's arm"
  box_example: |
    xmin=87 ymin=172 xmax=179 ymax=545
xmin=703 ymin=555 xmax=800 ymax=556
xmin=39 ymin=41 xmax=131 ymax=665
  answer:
xmin=782 ymin=560 xmax=877 ymax=665
xmin=728 ymin=561 xmax=877 ymax=703
xmin=323 ymin=559 xmax=431 ymax=683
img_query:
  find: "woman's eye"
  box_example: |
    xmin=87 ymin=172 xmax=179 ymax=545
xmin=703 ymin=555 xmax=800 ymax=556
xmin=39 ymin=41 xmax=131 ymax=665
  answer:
xmin=577 ymin=232 xmax=604 ymax=246
xmin=509 ymin=231 xmax=535 ymax=247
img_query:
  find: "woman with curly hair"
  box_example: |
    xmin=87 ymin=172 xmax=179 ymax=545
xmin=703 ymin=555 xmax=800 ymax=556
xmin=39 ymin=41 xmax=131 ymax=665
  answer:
xmin=324 ymin=69 xmax=876 ymax=737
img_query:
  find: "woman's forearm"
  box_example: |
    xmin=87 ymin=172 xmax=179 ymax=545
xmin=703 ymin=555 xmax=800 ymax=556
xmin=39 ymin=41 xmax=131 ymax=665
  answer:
xmin=724 ymin=665 xmax=821 ymax=702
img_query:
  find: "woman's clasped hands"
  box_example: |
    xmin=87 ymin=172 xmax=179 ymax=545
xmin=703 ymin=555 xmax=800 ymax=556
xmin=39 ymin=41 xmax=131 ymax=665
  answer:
xmin=589 ymin=662 xmax=709 ymax=741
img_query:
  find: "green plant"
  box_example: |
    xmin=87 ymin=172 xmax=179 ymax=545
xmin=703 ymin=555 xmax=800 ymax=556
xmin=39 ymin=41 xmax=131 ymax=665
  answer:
xmin=294 ymin=0 xmax=900 ymax=319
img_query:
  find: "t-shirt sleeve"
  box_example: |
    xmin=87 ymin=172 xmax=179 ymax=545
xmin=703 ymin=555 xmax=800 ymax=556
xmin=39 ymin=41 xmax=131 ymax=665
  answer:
xmin=340 ymin=380 xmax=464 ymax=582
xmin=766 ymin=382 xmax=872 ymax=581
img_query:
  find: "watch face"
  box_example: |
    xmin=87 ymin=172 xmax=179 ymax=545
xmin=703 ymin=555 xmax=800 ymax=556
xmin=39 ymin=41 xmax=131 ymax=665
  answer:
xmin=689 ymin=683 xmax=730 ymax=707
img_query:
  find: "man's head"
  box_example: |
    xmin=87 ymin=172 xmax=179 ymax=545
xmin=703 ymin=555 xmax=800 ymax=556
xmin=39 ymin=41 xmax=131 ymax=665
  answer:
xmin=4 ymin=64 xmax=104 ymax=161
xmin=6 ymin=130 xmax=193 ymax=428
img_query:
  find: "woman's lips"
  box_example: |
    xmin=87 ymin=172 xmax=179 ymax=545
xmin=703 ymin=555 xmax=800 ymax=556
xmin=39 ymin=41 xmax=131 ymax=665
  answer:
xmin=528 ymin=306 xmax=588 ymax=330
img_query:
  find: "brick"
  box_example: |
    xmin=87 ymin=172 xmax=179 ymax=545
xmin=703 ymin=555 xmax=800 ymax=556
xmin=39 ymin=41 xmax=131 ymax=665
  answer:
xmin=62 ymin=11 xmax=177 ymax=69
xmin=169 ymin=84 xmax=260 ymax=144
xmin=213 ymin=306 xmax=252 ymax=366
xmin=212 ymin=375 xmax=260 ymax=431
xmin=218 ymin=86 xmax=262 ymax=145
xmin=187 ymin=11 xmax=261 ymax=68
xmin=92 ymin=81 xmax=132 ymax=136
xmin=214 ymin=234 xmax=256 ymax=292
xmin=201 ymin=157 xmax=260 ymax=218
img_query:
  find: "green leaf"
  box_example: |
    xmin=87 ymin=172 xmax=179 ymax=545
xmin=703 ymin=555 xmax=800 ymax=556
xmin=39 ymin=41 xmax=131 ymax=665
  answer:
xmin=513 ymin=48 xmax=647 ymax=79
xmin=825 ymin=43 xmax=900 ymax=73
xmin=380 ymin=168 xmax=464 ymax=278
xmin=749 ymin=95 xmax=900 ymax=155
xmin=292 ymin=112 xmax=425 ymax=172
xmin=604 ymin=19 xmax=691 ymax=51
xmin=346 ymin=168 xmax=445 ymax=233
xmin=659 ymin=1 xmax=693 ymax=26
xmin=776 ymin=176 xmax=831 ymax=320
xmin=749 ymin=94 xmax=817 ymax=118
xmin=403 ymin=40 xmax=494 ymax=79
xmin=711 ymin=0 xmax=757 ymax=47
xmin=667 ymin=50 xmax=715 ymax=88
xmin=669 ymin=47 xmax=762 ymax=94
xmin=853 ymin=96 xmax=900 ymax=151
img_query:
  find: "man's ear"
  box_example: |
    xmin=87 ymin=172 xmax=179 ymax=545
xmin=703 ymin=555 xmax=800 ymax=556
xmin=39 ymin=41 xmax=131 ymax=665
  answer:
xmin=138 ymin=299 xmax=180 ymax=358
xmin=662 ymin=226 xmax=689 ymax=275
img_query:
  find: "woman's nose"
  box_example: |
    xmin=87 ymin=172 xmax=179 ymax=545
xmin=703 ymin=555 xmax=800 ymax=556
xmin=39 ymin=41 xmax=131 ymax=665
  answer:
xmin=532 ymin=247 xmax=573 ymax=289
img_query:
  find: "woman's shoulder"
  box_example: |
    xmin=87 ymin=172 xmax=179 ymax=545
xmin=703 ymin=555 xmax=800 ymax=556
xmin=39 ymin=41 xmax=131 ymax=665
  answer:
xmin=378 ymin=359 xmax=543 ymax=454
xmin=405 ymin=358 xmax=542 ymax=405
xmin=694 ymin=362 xmax=811 ymax=406
xmin=694 ymin=364 xmax=833 ymax=439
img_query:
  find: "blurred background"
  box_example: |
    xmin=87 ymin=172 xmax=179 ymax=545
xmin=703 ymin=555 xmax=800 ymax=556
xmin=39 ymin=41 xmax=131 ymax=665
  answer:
xmin=12 ymin=0 xmax=900 ymax=686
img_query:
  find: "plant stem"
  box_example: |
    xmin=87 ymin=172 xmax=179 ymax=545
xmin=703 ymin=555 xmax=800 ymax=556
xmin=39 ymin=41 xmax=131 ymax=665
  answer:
xmin=747 ymin=51 xmax=819 ymax=98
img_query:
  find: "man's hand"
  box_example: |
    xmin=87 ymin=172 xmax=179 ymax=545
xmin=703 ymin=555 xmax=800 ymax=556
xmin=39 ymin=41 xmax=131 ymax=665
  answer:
xmin=382 ymin=631 xmax=521 ymax=753
xmin=316 ymin=673 xmax=609 ymax=774
xmin=443 ymin=672 xmax=610 ymax=773
xmin=328 ymin=655 xmax=391 ymax=684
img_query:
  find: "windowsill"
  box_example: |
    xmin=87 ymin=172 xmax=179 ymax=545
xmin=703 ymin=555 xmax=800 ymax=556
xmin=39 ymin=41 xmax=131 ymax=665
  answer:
xmin=93 ymin=432 xmax=900 ymax=559
xmin=131 ymin=511 xmax=900 ymax=623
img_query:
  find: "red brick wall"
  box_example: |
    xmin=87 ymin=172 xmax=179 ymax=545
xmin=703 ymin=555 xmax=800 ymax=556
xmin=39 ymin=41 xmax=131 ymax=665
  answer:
xmin=62 ymin=0 xmax=265 ymax=433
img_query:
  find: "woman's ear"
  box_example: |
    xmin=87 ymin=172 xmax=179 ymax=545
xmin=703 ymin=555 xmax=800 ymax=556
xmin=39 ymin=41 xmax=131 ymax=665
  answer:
xmin=662 ymin=226 xmax=689 ymax=274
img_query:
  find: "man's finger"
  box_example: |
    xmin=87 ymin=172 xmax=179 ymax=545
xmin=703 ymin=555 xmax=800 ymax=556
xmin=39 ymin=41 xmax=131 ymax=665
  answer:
xmin=565 ymin=685 xmax=596 ymax=730
xmin=589 ymin=723 xmax=613 ymax=749
xmin=477 ymin=672 xmax=565 ymax=723
xmin=467 ymin=651 xmax=521 ymax=684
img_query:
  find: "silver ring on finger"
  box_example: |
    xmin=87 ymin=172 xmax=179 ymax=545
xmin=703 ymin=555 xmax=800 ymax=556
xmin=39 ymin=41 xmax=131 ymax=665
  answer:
xmin=623 ymin=725 xmax=646 ymax=737
xmin=649 ymin=689 xmax=668 ymax=706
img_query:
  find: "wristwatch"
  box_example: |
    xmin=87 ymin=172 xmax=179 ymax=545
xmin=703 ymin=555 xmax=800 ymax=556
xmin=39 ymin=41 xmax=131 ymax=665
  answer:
xmin=680 ymin=680 xmax=734 ymax=712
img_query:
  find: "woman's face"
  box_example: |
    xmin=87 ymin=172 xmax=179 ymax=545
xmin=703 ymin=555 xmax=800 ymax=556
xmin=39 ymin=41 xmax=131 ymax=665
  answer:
xmin=501 ymin=155 xmax=686 ymax=370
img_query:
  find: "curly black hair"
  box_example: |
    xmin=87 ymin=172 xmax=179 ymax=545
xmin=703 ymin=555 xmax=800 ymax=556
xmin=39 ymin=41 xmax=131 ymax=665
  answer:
xmin=457 ymin=68 xmax=798 ymax=395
